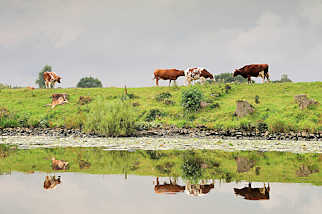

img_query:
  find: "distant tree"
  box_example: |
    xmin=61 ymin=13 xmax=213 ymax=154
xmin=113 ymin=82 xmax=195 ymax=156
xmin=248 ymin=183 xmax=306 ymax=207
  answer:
xmin=280 ymin=74 xmax=292 ymax=83
xmin=0 ymin=83 xmax=9 ymax=89
xmin=214 ymin=73 xmax=248 ymax=83
xmin=36 ymin=65 xmax=52 ymax=88
xmin=77 ymin=77 xmax=103 ymax=88
xmin=273 ymin=74 xmax=292 ymax=83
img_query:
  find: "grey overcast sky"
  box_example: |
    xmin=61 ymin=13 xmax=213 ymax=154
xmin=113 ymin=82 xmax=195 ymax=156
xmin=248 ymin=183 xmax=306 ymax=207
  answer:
xmin=1 ymin=0 xmax=322 ymax=87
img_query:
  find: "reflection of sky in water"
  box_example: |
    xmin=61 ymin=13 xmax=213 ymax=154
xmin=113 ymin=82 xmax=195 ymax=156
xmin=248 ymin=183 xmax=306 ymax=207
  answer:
xmin=0 ymin=172 xmax=321 ymax=214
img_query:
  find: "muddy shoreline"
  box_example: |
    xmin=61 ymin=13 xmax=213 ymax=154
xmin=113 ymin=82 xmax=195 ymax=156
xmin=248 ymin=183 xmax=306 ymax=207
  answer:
xmin=0 ymin=127 xmax=321 ymax=141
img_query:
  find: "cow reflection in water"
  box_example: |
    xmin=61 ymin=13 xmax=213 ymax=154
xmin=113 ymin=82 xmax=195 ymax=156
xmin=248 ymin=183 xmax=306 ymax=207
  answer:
xmin=185 ymin=181 xmax=214 ymax=196
xmin=234 ymin=183 xmax=270 ymax=200
xmin=44 ymin=175 xmax=61 ymax=190
xmin=154 ymin=177 xmax=214 ymax=196
xmin=154 ymin=177 xmax=185 ymax=194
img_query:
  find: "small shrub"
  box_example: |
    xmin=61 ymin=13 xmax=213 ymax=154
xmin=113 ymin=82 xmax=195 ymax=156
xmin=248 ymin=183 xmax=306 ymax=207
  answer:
xmin=0 ymin=108 xmax=19 ymax=128
xmin=181 ymin=87 xmax=203 ymax=112
xmin=163 ymin=99 xmax=175 ymax=105
xmin=65 ymin=113 xmax=86 ymax=129
xmin=255 ymin=95 xmax=260 ymax=104
xmin=132 ymin=102 xmax=140 ymax=107
xmin=155 ymin=92 xmax=172 ymax=102
xmin=145 ymin=109 xmax=165 ymax=122
xmin=209 ymin=103 xmax=220 ymax=109
xmin=225 ymin=84 xmax=231 ymax=93
xmin=84 ymin=99 xmax=137 ymax=137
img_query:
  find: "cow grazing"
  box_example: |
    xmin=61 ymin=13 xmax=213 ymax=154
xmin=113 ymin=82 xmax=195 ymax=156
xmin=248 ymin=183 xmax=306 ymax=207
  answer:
xmin=233 ymin=64 xmax=270 ymax=84
xmin=43 ymin=72 xmax=62 ymax=88
xmin=43 ymin=175 xmax=61 ymax=190
xmin=154 ymin=69 xmax=185 ymax=86
xmin=234 ymin=183 xmax=270 ymax=200
xmin=185 ymin=67 xmax=214 ymax=86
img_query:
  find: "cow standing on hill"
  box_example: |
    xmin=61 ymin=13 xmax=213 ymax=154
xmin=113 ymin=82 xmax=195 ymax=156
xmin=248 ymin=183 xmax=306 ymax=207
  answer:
xmin=233 ymin=64 xmax=270 ymax=84
xmin=185 ymin=67 xmax=214 ymax=86
xmin=43 ymin=72 xmax=62 ymax=88
xmin=153 ymin=69 xmax=185 ymax=86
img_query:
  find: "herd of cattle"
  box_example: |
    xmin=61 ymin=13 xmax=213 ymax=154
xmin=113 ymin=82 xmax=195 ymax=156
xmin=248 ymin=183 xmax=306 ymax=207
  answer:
xmin=42 ymin=64 xmax=270 ymax=88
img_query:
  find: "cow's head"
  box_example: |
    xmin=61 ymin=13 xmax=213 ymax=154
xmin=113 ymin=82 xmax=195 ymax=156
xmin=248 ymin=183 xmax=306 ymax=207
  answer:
xmin=56 ymin=76 xmax=62 ymax=83
xmin=233 ymin=69 xmax=239 ymax=77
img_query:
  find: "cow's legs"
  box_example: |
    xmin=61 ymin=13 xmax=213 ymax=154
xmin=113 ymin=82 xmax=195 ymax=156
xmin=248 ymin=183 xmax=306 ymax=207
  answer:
xmin=247 ymin=76 xmax=251 ymax=84
xmin=173 ymin=80 xmax=177 ymax=86
xmin=155 ymin=78 xmax=159 ymax=86
xmin=265 ymin=72 xmax=270 ymax=83
xmin=259 ymin=71 xmax=265 ymax=83
xmin=169 ymin=80 xmax=171 ymax=87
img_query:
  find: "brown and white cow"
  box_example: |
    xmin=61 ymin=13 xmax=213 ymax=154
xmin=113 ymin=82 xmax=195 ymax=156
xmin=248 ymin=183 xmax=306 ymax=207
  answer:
xmin=43 ymin=72 xmax=62 ymax=88
xmin=234 ymin=183 xmax=270 ymax=200
xmin=185 ymin=67 xmax=214 ymax=86
xmin=233 ymin=64 xmax=270 ymax=84
xmin=153 ymin=69 xmax=185 ymax=86
xmin=43 ymin=175 xmax=61 ymax=190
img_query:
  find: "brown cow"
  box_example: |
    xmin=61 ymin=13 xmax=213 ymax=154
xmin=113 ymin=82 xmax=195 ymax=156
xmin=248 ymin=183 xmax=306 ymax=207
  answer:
xmin=43 ymin=72 xmax=62 ymax=88
xmin=234 ymin=183 xmax=270 ymax=200
xmin=154 ymin=69 xmax=185 ymax=86
xmin=154 ymin=177 xmax=185 ymax=194
xmin=233 ymin=64 xmax=270 ymax=84
xmin=43 ymin=175 xmax=61 ymax=190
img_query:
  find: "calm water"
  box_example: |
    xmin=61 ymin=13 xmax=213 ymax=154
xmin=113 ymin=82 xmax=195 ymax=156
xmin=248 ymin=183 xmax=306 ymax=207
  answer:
xmin=0 ymin=173 xmax=321 ymax=214
xmin=0 ymin=146 xmax=322 ymax=214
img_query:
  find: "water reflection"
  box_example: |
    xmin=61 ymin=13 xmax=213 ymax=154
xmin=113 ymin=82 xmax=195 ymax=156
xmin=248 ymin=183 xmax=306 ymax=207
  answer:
xmin=43 ymin=175 xmax=61 ymax=190
xmin=0 ymin=172 xmax=321 ymax=214
xmin=234 ymin=182 xmax=270 ymax=200
xmin=154 ymin=177 xmax=215 ymax=196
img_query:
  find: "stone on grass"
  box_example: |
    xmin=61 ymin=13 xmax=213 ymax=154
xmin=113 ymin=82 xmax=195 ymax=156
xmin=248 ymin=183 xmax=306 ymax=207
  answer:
xmin=78 ymin=96 xmax=92 ymax=105
xmin=294 ymin=94 xmax=319 ymax=110
xmin=235 ymin=100 xmax=255 ymax=117
xmin=200 ymin=101 xmax=210 ymax=108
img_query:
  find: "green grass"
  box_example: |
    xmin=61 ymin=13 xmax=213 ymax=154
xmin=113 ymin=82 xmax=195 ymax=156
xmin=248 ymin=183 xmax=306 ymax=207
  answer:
xmin=0 ymin=146 xmax=322 ymax=185
xmin=0 ymin=82 xmax=321 ymax=133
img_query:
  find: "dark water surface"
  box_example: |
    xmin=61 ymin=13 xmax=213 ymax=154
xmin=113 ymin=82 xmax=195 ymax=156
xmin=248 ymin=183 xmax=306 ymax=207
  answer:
xmin=0 ymin=173 xmax=321 ymax=214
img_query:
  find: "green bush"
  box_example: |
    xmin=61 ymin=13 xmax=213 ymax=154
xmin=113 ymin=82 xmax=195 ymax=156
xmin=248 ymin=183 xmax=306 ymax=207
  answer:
xmin=181 ymin=87 xmax=203 ymax=112
xmin=155 ymin=92 xmax=172 ymax=102
xmin=84 ymin=99 xmax=137 ymax=136
xmin=145 ymin=109 xmax=165 ymax=122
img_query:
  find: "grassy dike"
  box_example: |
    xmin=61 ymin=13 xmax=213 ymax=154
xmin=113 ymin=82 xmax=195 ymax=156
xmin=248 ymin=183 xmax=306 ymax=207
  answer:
xmin=0 ymin=82 xmax=321 ymax=135
xmin=0 ymin=146 xmax=321 ymax=185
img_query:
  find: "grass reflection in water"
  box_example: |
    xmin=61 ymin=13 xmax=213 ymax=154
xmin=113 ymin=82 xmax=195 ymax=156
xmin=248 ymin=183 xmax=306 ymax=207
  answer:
xmin=0 ymin=144 xmax=322 ymax=186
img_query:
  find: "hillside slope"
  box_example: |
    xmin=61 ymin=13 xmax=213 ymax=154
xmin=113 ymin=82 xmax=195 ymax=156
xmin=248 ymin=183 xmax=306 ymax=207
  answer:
xmin=0 ymin=82 xmax=321 ymax=133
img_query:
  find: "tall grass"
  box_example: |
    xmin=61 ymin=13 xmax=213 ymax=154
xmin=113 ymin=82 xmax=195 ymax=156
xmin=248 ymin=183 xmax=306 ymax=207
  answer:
xmin=83 ymin=99 xmax=137 ymax=137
